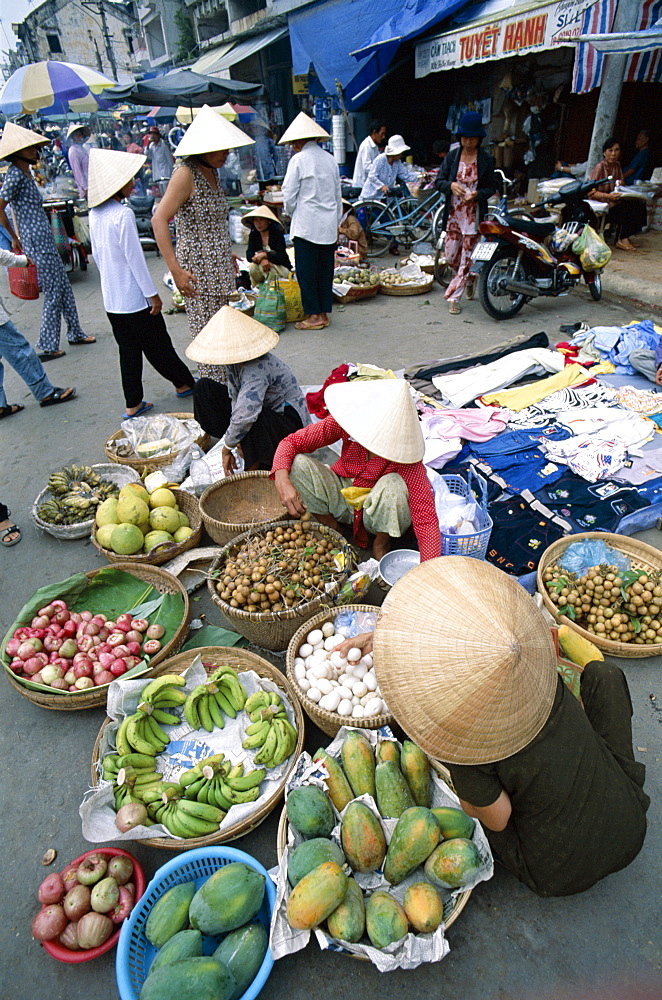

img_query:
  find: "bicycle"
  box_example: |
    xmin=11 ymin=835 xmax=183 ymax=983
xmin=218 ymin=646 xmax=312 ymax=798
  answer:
xmin=352 ymin=185 xmax=446 ymax=258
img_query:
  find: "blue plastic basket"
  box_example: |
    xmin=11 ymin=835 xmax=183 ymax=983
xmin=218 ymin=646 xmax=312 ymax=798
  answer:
xmin=439 ymin=467 xmax=493 ymax=560
xmin=116 ymin=846 xmax=276 ymax=1000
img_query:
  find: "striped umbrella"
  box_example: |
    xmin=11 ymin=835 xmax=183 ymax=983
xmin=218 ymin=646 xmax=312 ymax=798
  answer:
xmin=0 ymin=60 xmax=117 ymax=116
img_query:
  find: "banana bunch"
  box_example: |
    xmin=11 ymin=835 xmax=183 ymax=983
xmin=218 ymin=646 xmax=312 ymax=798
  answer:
xmin=242 ymin=690 xmax=298 ymax=767
xmin=179 ymin=753 xmax=265 ymax=810
xmin=103 ymin=752 xmax=162 ymax=812
xmin=48 ymin=464 xmax=102 ymax=494
xmin=41 ymin=464 xmax=118 ymax=524
xmin=183 ymin=667 xmax=247 ymax=733
xmin=114 ymin=675 xmax=188 ymax=756
xmin=144 ymin=783 xmax=227 ymax=839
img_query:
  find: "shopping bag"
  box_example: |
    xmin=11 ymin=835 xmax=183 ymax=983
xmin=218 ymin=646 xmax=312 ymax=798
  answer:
xmin=254 ymin=273 xmax=286 ymax=332
xmin=49 ymin=210 xmax=69 ymax=256
xmin=579 ymin=226 xmax=611 ymax=271
xmin=570 ymin=224 xmax=587 ymax=255
xmin=281 ymin=273 xmax=304 ymax=322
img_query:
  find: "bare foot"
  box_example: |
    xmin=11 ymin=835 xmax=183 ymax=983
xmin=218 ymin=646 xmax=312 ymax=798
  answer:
xmin=373 ymin=532 xmax=391 ymax=560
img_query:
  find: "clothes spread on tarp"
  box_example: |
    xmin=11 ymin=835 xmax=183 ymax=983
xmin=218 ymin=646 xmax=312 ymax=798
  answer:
xmin=541 ymin=434 xmax=626 ymax=481
xmin=485 ymin=491 xmax=571 ymax=575
xmin=305 ymin=363 xmax=352 ymax=418
xmin=504 ymin=383 xmax=621 ymax=428
xmin=479 ymin=363 xmax=594 ymax=411
xmin=554 ymin=407 xmax=655 ymax=453
xmin=616 ymin=447 xmax=662 ymax=486
xmin=570 ymin=321 xmax=661 ymax=375
xmin=470 ymin=452 xmax=565 ymax=494
xmin=534 ymin=472 xmax=650 ymax=532
xmin=432 ymin=348 xmax=564 ymax=408
xmin=420 ymin=407 xmax=510 ymax=467
xmin=630 ymin=475 xmax=662 ymax=504
xmin=613 ymin=385 xmax=662 ymax=415
xmin=470 ymin=425 xmax=572 ymax=458
xmin=407 ymin=331 xmax=549 ymax=382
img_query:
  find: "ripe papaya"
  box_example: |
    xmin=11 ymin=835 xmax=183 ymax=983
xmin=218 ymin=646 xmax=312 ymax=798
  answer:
xmin=140 ymin=957 xmax=236 ymax=1000
xmin=400 ymin=741 xmax=432 ymax=807
xmin=148 ymin=929 xmax=203 ymax=975
xmin=212 ymin=922 xmax=268 ymax=1000
xmin=326 ymin=876 xmax=365 ymax=943
xmin=288 ymin=837 xmax=345 ymax=887
xmin=431 ymin=806 xmax=475 ymax=841
xmin=365 ymin=890 xmax=408 ymax=950
xmin=375 ymin=739 xmax=400 ymax=769
xmin=383 ymin=806 xmax=440 ymax=885
xmin=340 ymin=800 xmax=386 ymax=873
xmin=145 ymin=881 xmax=196 ymax=948
xmin=189 ymin=862 xmax=265 ymax=935
xmin=286 ymin=785 xmax=335 ymax=839
xmin=424 ymin=838 xmax=482 ymax=889
xmin=341 ymin=730 xmax=376 ymax=800
xmin=286 ymin=861 xmax=348 ymax=930
xmin=375 ymin=761 xmax=415 ymax=819
xmin=402 ymin=881 xmax=444 ymax=934
xmin=313 ymin=748 xmax=354 ymax=812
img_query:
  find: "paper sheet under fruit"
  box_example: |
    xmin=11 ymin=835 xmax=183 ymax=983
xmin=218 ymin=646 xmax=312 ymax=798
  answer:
xmin=80 ymin=656 xmax=297 ymax=842
xmin=269 ymin=726 xmax=493 ymax=972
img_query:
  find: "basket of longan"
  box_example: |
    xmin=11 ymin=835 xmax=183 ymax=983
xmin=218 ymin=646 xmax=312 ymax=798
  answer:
xmin=207 ymin=514 xmax=356 ymax=652
xmin=537 ymin=531 xmax=662 ymax=657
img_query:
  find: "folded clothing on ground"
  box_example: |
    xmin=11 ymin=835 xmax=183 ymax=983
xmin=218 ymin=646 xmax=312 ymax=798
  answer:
xmin=479 ymin=363 xmax=594 ymax=411
xmin=432 ymin=348 xmax=564 ymax=408
xmin=470 ymin=425 xmax=571 ymax=458
xmin=470 ymin=452 xmax=565 ymax=494
xmin=534 ymin=470 xmax=650 ymax=532
xmin=485 ymin=492 xmax=571 ymax=576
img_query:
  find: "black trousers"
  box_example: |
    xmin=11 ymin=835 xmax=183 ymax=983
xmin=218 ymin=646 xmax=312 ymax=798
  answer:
xmin=608 ymin=199 xmax=647 ymax=241
xmin=193 ymin=378 xmax=304 ymax=469
xmin=107 ymin=308 xmax=194 ymax=410
xmin=292 ymin=237 xmax=335 ymax=316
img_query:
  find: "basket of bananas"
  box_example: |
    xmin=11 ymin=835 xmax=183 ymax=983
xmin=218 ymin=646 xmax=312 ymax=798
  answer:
xmin=32 ymin=464 xmax=141 ymax=540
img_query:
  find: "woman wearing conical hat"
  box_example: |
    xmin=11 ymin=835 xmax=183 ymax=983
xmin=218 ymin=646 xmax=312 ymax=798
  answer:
xmin=270 ymin=379 xmax=440 ymax=561
xmin=242 ymin=204 xmax=291 ymax=287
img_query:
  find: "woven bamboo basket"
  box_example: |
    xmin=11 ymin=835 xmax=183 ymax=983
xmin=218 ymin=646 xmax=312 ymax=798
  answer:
xmin=3 ymin=564 xmax=190 ymax=710
xmin=400 ymin=255 xmax=434 ymax=275
xmin=90 ymin=646 xmax=305 ymax=849
xmin=199 ymin=471 xmax=287 ymax=546
xmin=537 ymin=531 xmax=662 ymax=657
xmin=31 ymin=464 xmax=141 ymax=541
xmin=207 ymin=521 xmax=355 ymax=652
xmin=91 ymin=489 xmax=202 ymax=566
xmin=104 ymin=412 xmax=211 ymax=474
xmin=285 ymin=604 xmax=391 ymax=737
xmin=334 ymin=284 xmax=380 ymax=305
xmin=379 ymin=277 xmax=435 ymax=296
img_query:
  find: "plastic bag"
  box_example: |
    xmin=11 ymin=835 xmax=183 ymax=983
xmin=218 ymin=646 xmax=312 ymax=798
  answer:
xmin=281 ymin=274 xmax=304 ymax=323
xmin=119 ymin=413 xmax=203 ymax=459
xmin=254 ymin=273 xmax=286 ymax=332
xmin=182 ymin=439 xmax=244 ymax=494
xmin=558 ymin=539 xmax=631 ymax=577
xmin=162 ymin=444 xmax=204 ymax=484
xmin=579 ymin=226 xmax=611 ymax=272
xmin=333 ymin=609 xmax=379 ymax=638
xmin=49 ymin=210 xmax=69 ymax=255
xmin=548 ymin=228 xmax=576 ymax=254
xmin=335 ymin=559 xmax=380 ymax=605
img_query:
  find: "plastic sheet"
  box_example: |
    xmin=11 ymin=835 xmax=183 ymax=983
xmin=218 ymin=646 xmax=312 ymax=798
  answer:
xmin=558 ymin=539 xmax=631 ymax=576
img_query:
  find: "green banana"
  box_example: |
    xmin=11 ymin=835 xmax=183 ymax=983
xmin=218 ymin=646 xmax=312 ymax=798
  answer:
xmin=177 ymin=798 xmax=225 ymax=823
xmin=242 ymin=721 xmax=270 ymax=750
xmin=208 ymin=781 xmax=233 ymax=811
xmin=244 ymin=691 xmax=271 ymax=714
xmin=126 ymin=714 xmax=159 ymax=755
xmin=115 ymin=716 xmax=134 ymax=757
xmin=170 ymin=805 xmax=219 ymax=837
xmin=197 ymin=696 xmax=214 ymax=733
xmin=207 ymin=695 xmax=226 ymax=730
xmin=219 ymin=779 xmax=260 ymax=805
xmin=144 ymin=713 xmax=170 ymax=746
xmin=212 ymin=685 xmax=236 ymax=719
xmin=254 ymin=724 xmax=278 ymax=766
xmin=151 ymin=690 xmax=187 ymax=708
xmin=225 ymin=767 xmax=266 ymax=791
xmin=117 ymin=752 xmax=157 ymax=769
xmin=151 ymin=707 xmax=181 ymax=726
xmin=140 ymin=674 xmax=186 ymax=703
xmin=217 ymin=672 xmax=247 ymax=712
xmin=271 ymin=720 xmax=294 ymax=766
xmin=183 ymin=686 xmax=207 ymax=729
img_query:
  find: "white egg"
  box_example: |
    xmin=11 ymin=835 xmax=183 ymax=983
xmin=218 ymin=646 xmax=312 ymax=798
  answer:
xmin=337 ymin=673 xmax=353 ymax=687
xmin=347 ymin=647 xmax=362 ymax=663
xmin=298 ymin=677 xmax=311 ymax=692
xmin=364 ymin=697 xmax=384 ymax=716
xmin=351 ymin=705 xmax=365 ymax=719
xmin=337 ymin=698 xmax=353 ymax=716
xmin=311 ymin=663 xmax=330 ymax=679
xmin=299 ymin=643 xmax=313 ymax=658
xmin=352 ymin=681 xmax=368 ymax=698
xmin=307 ymin=686 xmax=321 ymax=703
xmin=323 ymin=635 xmax=340 ymax=651
xmin=294 ymin=663 xmax=306 ymax=680
xmin=293 ymin=657 xmax=305 ymax=669
xmin=363 ymin=670 xmax=378 ymax=691
xmin=360 ymin=694 xmax=369 ymax=706
xmin=312 ymin=642 xmax=324 ymax=653
xmin=351 ymin=694 xmax=360 ymax=705
xmin=318 ymin=678 xmax=333 ymax=695
xmin=351 ymin=663 xmax=367 ymax=680
xmin=336 ymin=626 xmax=352 ymax=638
xmin=361 ymin=653 xmax=374 ymax=669
xmin=304 ymin=655 xmax=314 ymax=669
xmin=307 ymin=629 xmax=324 ymax=645
xmin=322 ymin=622 xmax=335 ymax=637
xmin=319 ymin=690 xmax=341 ymax=712
xmin=312 ymin=647 xmax=328 ymax=660
xmin=336 ymin=685 xmax=353 ymax=701
xmin=329 ymin=651 xmax=347 ymax=670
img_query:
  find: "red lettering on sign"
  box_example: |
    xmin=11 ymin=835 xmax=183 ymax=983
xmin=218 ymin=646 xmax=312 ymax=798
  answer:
xmin=503 ymin=14 xmax=547 ymax=53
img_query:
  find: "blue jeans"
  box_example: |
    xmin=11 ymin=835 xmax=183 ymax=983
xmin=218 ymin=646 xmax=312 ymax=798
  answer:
xmin=0 ymin=318 xmax=54 ymax=408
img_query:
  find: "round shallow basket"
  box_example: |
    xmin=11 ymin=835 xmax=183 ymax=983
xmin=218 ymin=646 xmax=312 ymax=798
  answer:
xmin=3 ymin=564 xmax=190 ymax=711
xmin=43 ymin=848 xmax=145 ymax=964
xmin=537 ymin=531 xmax=662 ymax=658
xmin=31 ymin=464 xmax=141 ymax=540
xmin=207 ymin=521 xmax=355 ymax=652
xmin=285 ymin=603 xmax=390 ymax=736
xmin=91 ymin=489 xmax=202 ymax=566
xmin=104 ymin=412 xmax=211 ymax=474
xmin=379 ymin=277 xmax=434 ymax=296
xmin=91 ymin=645 xmax=305 ymax=849
xmin=199 ymin=471 xmax=287 ymax=546
xmin=335 ymin=284 xmax=380 ymax=305
xmin=116 ymin=846 xmax=276 ymax=1000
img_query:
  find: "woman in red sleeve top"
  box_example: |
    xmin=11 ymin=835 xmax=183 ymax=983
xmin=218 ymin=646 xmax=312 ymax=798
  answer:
xmin=270 ymin=378 xmax=440 ymax=560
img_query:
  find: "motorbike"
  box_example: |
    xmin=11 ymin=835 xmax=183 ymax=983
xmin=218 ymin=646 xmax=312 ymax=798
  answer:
xmin=470 ymin=175 xmax=611 ymax=320
xmin=43 ymin=199 xmax=89 ymax=274
xmin=126 ymin=193 xmax=158 ymax=253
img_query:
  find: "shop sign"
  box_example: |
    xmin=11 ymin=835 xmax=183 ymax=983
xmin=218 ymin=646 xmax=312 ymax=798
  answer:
xmin=415 ymin=0 xmax=599 ymax=77
xmin=292 ymin=72 xmax=309 ymax=94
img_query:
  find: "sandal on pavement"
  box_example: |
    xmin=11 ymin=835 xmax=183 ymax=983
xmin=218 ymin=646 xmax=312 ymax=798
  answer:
xmin=465 ymin=279 xmax=476 ymax=300
xmin=615 ymin=240 xmax=636 ymax=251
xmin=448 ymin=302 xmax=462 ymax=314
xmin=176 ymin=377 xmax=198 ymax=398
xmin=70 ymin=335 xmax=97 ymax=344
xmin=123 ymin=401 xmax=153 ymax=419
xmin=0 ymin=520 xmax=21 ymax=546
xmin=295 ymin=321 xmax=325 ymax=330
xmin=40 ymin=387 xmax=76 ymax=407
xmin=37 ymin=350 xmax=66 ymax=362
xmin=0 ymin=404 xmax=24 ymax=419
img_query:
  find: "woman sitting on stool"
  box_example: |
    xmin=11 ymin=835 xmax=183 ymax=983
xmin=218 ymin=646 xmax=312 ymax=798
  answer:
xmin=244 ymin=205 xmax=291 ymax=286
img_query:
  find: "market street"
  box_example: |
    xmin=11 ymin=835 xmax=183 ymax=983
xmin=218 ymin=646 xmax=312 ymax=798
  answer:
xmin=1 ymin=252 xmax=660 ymax=999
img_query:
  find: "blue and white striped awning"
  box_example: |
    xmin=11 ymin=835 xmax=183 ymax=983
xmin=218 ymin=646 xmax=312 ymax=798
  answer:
xmin=572 ymin=0 xmax=662 ymax=92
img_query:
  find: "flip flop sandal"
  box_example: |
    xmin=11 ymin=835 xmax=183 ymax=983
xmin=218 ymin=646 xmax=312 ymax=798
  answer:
xmin=37 ymin=350 xmax=66 ymax=362
xmin=176 ymin=377 xmax=198 ymax=398
xmin=295 ymin=321 xmax=325 ymax=330
xmin=448 ymin=303 xmax=462 ymax=315
xmin=0 ymin=522 xmax=21 ymax=546
xmin=40 ymin=387 xmax=76 ymax=407
xmin=70 ymin=336 xmax=97 ymax=344
xmin=0 ymin=404 xmax=24 ymax=419
xmin=122 ymin=401 xmax=153 ymax=419
xmin=465 ymin=279 xmax=476 ymax=300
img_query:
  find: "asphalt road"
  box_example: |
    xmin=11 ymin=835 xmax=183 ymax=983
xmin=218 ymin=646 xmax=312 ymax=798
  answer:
xmin=0 ymin=255 xmax=660 ymax=999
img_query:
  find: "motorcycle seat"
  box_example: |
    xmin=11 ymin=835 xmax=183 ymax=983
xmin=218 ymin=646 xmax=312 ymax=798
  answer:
xmin=343 ymin=186 xmax=362 ymax=199
xmin=504 ymin=214 xmax=556 ymax=238
xmin=128 ymin=195 xmax=155 ymax=212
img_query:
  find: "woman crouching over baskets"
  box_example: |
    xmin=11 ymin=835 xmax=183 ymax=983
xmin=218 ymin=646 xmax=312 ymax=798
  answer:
xmin=339 ymin=557 xmax=649 ymax=898
xmin=186 ymin=306 xmax=310 ymax=477
xmin=243 ymin=205 xmax=292 ymax=286
xmin=270 ymin=379 xmax=440 ymax=561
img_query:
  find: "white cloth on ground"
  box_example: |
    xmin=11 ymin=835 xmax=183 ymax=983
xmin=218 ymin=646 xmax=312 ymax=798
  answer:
xmin=432 ymin=348 xmax=564 ymax=408
xmin=617 ymin=448 xmax=662 ymax=485
xmin=542 ymin=435 xmax=627 ymax=481
xmin=554 ymin=406 xmax=655 ymax=453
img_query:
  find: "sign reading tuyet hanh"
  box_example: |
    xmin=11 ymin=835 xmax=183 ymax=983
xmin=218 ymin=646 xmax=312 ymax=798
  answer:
xmin=415 ymin=0 xmax=599 ymax=77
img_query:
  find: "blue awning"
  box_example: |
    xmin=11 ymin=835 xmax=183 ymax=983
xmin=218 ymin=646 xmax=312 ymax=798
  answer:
xmin=350 ymin=0 xmax=471 ymax=60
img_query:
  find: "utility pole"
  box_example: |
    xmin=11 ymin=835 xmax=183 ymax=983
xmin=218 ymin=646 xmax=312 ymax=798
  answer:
xmin=81 ymin=1 xmax=118 ymax=80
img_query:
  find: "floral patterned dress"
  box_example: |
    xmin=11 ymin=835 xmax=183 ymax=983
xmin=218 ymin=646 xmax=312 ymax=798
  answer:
xmin=175 ymin=159 xmax=235 ymax=381
xmin=444 ymin=159 xmax=479 ymax=304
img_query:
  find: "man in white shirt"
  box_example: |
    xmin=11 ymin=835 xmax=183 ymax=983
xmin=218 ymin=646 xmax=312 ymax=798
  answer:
xmin=351 ymin=119 xmax=386 ymax=188
xmin=280 ymin=112 xmax=342 ymax=331
xmin=359 ymin=135 xmax=420 ymax=201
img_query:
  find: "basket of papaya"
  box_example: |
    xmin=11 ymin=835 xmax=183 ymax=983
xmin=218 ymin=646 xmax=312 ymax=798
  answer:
xmin=271 ymin=727 xmax=494 ymax=970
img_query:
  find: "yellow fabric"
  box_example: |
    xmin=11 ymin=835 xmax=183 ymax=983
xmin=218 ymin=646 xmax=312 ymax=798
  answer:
xmin=590 ymin=361 xmax=615 ymax=375
xmin=340 ymin=486 xmax=372 ymax=510
xmin=481 ymin=363 xmax=593 ymax=411
xmin=352 ymin=363 xmax=397 ymax=381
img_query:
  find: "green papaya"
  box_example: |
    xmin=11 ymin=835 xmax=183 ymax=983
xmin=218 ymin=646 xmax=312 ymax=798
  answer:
xmin=400 ymin=741 xmax=432 ymax=807
xmin=145 ymin=882 xmax=196 ymax=948
xmin=189 ymin=862 xmax=265 ymax=935
xmin=431 ymin=806 xmax=475 ymax=840
xmin=365 ymin=890 xmax=408 ymax=950
xmin=212 ymin=923 xmax=268 ymax=1000
xmin=140 ymin=957 xmax=236 ymax=1000
xmin=375 ymin=761 xmax=415 ymax=819
xmin=326 ymin=876 xmax=365 ymax=943
xmin=375 ymin=740 xmax=400 ymax=769
xmin=424 ymin=838 xmax=482 ymax=889
xmin=286 ymin=785 xmax=335 ymax=839
xmin=383 ymin=806 xmax=440 ymax=885
xmin=313 ymin=748 xmax=354 ymax=812
xmin=147 ymin=929 xmax=203 ymax=975
xmin=340 ymin=800 xmax=386 ymax=873
xmin=288 ymin=837 xmax=345 ymax=887
xmin=341 ymin=731 xmax=376 ymax=800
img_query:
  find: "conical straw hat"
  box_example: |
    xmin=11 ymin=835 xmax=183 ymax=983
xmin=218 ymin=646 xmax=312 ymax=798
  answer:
xmin=87 ymin=148 xmax=146 ymax=208
xmin=324 ymin=379 xmax=424 ymax=463
xmin=174 ymin=104 xmax=254 ymax=156
xmin=278 ymin=112 xmax=331 ymax=144
xmin=373 ymin=557 xmax=558 ymax=764
xmin=66 ymin=122 xmax=87 ymax=140
xmin=185 ymin=305 xmax=279 ymax=365
xmin=0 ymin=121 xmax=49 ymax=160
xmin=241 ymin=204 xmax=280 ymax=225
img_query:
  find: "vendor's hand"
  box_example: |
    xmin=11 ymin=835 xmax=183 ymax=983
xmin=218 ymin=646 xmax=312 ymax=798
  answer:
xmin=335 ymin=632 xmax=374 ymax=659
xmin=222 ymin=446 xmax=238 ymax=476
xmin=656 ymin=366 xmax=662 ymax=387
xmin=450 ymin=181 xmax=465 ymax=198
xmin=232 ymin=252 xmax=241 ymax=275
xmin=149 ymin=293 xmax=162 ymax=315
xmin=173 ymin=266 xmax=197 ymax=298
xmin=254 ymin=251 xmax=267 ymax=262
xmin=261 ymin=259 xmax=272 ymax=272
xmin=274 ymin=469 xmax=307 ymax=517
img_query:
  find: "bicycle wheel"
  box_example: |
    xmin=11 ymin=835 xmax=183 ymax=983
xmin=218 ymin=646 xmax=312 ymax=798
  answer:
xmin=354 ymin=200 xmax=395 ymax=257
xmin=431 ymin=204 xmax=446 ymax=244
xmin=433 ymin=235 xmax=454 ymax=288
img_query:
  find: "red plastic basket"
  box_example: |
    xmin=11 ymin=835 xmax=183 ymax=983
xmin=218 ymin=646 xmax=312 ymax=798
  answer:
xmin=8 ymin=263 xmax=40 ymax=300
